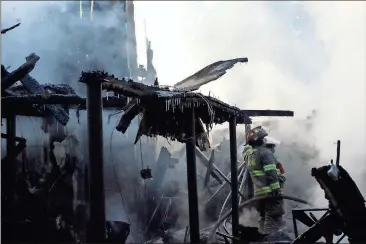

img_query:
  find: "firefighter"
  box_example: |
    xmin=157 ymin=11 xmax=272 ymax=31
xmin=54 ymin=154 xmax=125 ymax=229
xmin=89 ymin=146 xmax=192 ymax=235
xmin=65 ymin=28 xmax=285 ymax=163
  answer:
xmin=264 ymin=137 xmax=286 ymax=189
xmin=243 ymin=126 xmax=284 ymax=235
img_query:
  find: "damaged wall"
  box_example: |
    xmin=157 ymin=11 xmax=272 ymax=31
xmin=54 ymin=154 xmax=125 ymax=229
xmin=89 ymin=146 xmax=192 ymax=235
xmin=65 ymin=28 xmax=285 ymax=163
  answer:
xmin=1 ymin=1 xmax=156 ymax=241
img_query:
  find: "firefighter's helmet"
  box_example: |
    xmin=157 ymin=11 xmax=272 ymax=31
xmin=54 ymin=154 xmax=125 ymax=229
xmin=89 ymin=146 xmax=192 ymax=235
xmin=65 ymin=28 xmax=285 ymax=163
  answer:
xmin=245 ymin=126 xmax=268 ymax=145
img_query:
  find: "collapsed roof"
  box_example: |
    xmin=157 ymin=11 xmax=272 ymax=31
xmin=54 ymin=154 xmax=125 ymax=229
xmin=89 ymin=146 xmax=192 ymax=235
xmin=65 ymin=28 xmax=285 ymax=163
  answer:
xmin=79 ymin=70 xmax=251 ymax=150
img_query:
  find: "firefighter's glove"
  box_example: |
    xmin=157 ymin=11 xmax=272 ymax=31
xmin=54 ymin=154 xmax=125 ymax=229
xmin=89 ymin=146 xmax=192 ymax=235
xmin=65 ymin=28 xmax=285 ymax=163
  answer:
xmin=278 ymin=175 xmax=286 ymax=184
xmin=271 ymin=189 xmax=283 ymax=197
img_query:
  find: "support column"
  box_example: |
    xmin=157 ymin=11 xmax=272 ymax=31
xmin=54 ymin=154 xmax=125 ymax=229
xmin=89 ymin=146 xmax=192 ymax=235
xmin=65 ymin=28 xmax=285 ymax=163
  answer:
xmin=185 ymin=108 xmax=200 ymax=243
xmin=229 ymin=116 xmax=239 ymax=240
xmin=6 ymin=115 xmax=16 ymax=209
xmin=80 ymin=78 xmax=106 ymax=242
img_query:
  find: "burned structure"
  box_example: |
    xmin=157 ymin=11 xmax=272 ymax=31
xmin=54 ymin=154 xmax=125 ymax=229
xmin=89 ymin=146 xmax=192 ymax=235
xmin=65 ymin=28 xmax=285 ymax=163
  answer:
xmin=2 ymin=8 xmax=366 ymax=244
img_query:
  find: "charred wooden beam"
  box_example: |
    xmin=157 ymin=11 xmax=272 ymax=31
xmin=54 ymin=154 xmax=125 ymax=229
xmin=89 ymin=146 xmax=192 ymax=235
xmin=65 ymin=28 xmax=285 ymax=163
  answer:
xmin=1 ymin=96 xmax=127 ymax=120
xmin=229 ymin=116 xmax=239 ymax=240
xmin=1 ymin=133 xmax=26 ymax=142
xmin=116 ymin=100 xmax=140 ymax=133
xmin=1 ymin=53 xmax=40 ymax=91
xmin=2 ymin=94 xmax=84 ymax=105
xmin=6 ymin=115 xmax=16 ymax=162
xmin=79 ymin=78 xmax=106 ymax=242
xmin=195 ymin=148 xmax=223 ymax=184
xmin=242 ymin=109 xmax=294 ymax=117
xmin=1 ymin=23 xmax=20 ymax=34
xmin=18 ymin=73 xmax=70 ymax=125
xmin=2 ymin=94 xmax=126 ymax=107
xmin=203 ymin=150 xmax=215 ymax=188
xmin=5 ymin=115 xmax=16 ymax=225
xmin=185 ymin=107 xmax=200 ymax=243
xmin=134 ymin=113 xmax=146 ymax=144
xmin=102 ymin=79 xmax=148 ymax=98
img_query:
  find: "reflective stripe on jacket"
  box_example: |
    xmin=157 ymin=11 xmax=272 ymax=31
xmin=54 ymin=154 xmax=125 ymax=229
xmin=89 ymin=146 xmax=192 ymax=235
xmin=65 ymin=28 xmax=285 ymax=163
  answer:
xmin=243 ymin=145 xmax=281 ymax=196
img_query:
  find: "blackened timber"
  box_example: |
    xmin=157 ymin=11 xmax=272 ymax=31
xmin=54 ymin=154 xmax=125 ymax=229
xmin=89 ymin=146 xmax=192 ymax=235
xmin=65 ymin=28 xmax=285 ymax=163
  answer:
xmin=229 ymin=116 xmax=239 ymax=241
xmin=5 ymin=115 xmax=16 ymax=229
xmin=2 ymin=95 xmax=127 ymax=108
xmin=116 ymin=100 xmax=139 ymax=133
xmin=1 ymin=53 xmax=39 ymax=91
xmin=2 ymin=94 xmax=84 ymax=105
xmin=185 ymin=107 xmax=200 ymax=243
xmin=97 ymin=74 xmax=251 ymax=124
xmin=82 ymin=79 xmax=106 ymax=242
xmin=195 ymin=148 xmax=223 ymax=184
xmin=242 ymin=109 xmax=294 ymax=117
xmin=1 ymin=22 xmax=20 ymax=34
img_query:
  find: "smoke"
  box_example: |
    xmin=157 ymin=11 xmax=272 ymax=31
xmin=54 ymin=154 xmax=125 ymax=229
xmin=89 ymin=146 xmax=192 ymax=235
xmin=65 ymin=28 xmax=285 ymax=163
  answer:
xmin=2 ymin=0 xmax=366 ymax=238
xmin=134 ymin=1 xmax=366 ymax=205
xmin=1 ymin=1 xmax=146 ymax=239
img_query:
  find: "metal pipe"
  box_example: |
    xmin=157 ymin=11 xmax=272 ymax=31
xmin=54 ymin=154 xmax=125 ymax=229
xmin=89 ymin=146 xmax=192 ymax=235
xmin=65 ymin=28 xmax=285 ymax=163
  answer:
xmin=82 ymin=79 xmax=106 ymax=242
xmin=204 ymin=162 xmax=246 ymax=206
xmin=219 ymin=191 xmax=232 ymax=219
xmin=212 ymin=161 xmax=246 ymax=199
xmin=204 ymin=181 xmax=228 ymax=205
xmin=195 ymin=147 xmax=223 ymax=184
xmin=218 ymin=166 xmax=246 ymax=219
xmin=238 ymin=168 xmax=249 ymax=204
xmin=185 ymin=107 xmax=200 ymax=243
xmin=229 ymin=116 xmax=239 ymax=241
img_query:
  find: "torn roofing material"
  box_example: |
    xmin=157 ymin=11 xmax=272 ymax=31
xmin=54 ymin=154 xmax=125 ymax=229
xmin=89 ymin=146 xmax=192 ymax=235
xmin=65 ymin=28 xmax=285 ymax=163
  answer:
xmin=173 ymin=58 xmax=249 ymax=92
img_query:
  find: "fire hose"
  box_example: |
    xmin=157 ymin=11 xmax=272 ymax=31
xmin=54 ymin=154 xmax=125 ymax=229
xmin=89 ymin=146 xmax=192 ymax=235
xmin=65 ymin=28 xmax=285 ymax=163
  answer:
xmin=207 ymin=195 xmax=309 ymax=243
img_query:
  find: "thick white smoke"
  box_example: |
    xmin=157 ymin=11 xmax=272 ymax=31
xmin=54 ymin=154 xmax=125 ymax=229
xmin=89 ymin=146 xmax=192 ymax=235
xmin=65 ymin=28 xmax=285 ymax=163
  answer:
xmin=134 ymin=1 xmax=366 ymax=205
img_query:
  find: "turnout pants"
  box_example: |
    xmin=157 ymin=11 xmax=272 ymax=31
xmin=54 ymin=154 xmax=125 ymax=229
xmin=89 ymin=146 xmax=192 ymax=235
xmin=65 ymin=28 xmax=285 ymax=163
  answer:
xmin=256 ymin=198 xmax=285 ymax=234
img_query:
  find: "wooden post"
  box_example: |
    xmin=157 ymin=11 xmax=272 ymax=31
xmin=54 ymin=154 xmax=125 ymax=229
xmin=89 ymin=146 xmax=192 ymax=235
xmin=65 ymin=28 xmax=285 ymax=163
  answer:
xmin=80 ymin=78 xmax=106 ymax=242
xmin=229 ymin=116 xmax=239 ymax=240
xmin=185 ymin=107 xmax=200 ymax=243
xmin=6 ymin=115 xmax=16 ymax=225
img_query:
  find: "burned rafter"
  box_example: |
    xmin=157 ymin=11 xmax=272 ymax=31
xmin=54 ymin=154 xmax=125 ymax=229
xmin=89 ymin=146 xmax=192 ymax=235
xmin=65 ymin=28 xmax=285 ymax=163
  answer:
xmin=1 ymin=23 xmax=21 ymax=34
xmin=1 ymin=94 xmax=127 ymax=118
xmin=116 ymin=99 xmax=140 ymax=133
xmin=1 ymin=53 xmax=40 ymax=91
xmin=101 ymin=78 xmax=250 ymax=124
xmin=242 ymin=109 xmax=294 ymax=117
